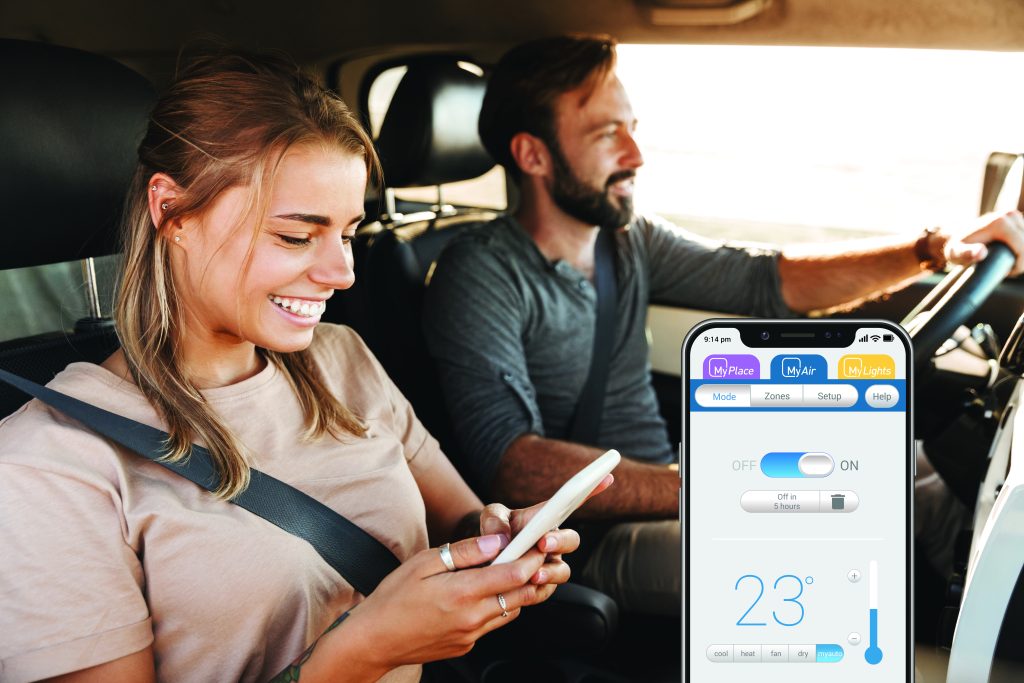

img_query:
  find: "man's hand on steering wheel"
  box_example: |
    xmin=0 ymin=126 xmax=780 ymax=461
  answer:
xmin=940 ymin=209 xmax=1024 ymax=276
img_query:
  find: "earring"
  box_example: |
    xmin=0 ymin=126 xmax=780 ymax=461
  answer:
xmin=151 ymin=185 xmax=157 ymax=191
xmin=174 ymin=236 xmax=181 ymax=243
xmin=161 ymin=202 xmax=169 ymax=210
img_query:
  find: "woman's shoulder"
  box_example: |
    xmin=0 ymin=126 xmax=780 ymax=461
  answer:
xmin=306 ymin=323 xmax=396 ymax=406
xmin=0 ymin=362 xmax=150 ymax=482
xmin=308 ymin=323 xmax=379 ymax=373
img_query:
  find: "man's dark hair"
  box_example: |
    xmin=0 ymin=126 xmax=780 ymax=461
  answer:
xmin=478 ymin=34 xmax=617 ymax=179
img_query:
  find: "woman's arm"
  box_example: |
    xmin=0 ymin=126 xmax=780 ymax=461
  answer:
xmin=42 ymin=647 xmax=155 ymax=683
xmin=414 ymin=452 xmax=485 ymax=545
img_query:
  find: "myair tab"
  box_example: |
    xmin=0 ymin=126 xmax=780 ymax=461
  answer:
xmin=770 ymin=354 xmax=827 ymax=382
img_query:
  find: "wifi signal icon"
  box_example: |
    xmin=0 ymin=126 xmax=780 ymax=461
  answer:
xmin=870 ymin=335 xmax=881 ymax=342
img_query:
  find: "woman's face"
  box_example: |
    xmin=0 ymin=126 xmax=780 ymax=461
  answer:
xmin=172 ymin=143 xmax=367 ymax=355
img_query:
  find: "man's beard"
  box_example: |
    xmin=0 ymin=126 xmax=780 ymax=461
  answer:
xmin=547 ymin=141 xmax=635 ymax=230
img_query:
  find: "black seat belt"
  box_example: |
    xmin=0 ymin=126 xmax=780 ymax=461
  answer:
xmin=0 ymin=368 xmax=400 ymax=597
xmin=567 ymin=227 xmax=618 ymax=446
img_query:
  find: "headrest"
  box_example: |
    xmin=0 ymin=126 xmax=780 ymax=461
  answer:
xmin=375 ymin=57 xmax=495 ymax=188
xmin=0 ymin=39 xmax=156 ymax=269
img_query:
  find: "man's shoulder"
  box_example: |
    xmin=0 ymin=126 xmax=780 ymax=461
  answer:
xmin=432 ymin=215 xmax=534 ymax=281
xmin=441 ymin=215 xmax=522 ymax=257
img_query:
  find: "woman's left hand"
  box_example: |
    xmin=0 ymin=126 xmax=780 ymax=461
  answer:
xmin=478 ymin=474 xmax=614 ymax=594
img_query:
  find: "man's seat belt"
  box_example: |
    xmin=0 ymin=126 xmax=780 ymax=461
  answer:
xmin=567 ymin=227 xmax=618 ymax=446
xmin=0 ymin=368 xmax=400 ymax=597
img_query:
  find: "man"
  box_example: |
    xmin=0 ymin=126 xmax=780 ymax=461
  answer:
xmin=421 ymin=34 xmax=1024 ymax=615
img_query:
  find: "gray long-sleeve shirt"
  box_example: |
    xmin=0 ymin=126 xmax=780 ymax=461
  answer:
xmin=422 ymin=215 xmax=793 ymax=491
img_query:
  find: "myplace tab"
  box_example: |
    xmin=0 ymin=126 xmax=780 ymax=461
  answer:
xmin=702 ymin=354 xmax=760 ymax=380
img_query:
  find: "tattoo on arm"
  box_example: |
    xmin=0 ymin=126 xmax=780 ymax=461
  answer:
xmin=267 ymin=610 xmax=352 ymax=682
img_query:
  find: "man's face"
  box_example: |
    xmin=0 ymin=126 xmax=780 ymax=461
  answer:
xmin=546 ymin=73 xmax=643 ymax=230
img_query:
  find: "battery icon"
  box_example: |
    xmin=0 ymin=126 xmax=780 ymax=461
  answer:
xmin=882 ymin=334 xmax=894 ymax=342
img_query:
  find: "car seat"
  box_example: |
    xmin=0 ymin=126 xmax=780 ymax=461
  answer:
xmin=319 ymin=55 xmax=655 ymax=682
xmin=0 ymin=39 xmax=155 ymax=418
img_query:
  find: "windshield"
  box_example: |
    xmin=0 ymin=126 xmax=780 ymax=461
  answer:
xmin=618 ymin=44 xmax=1024 ymax=242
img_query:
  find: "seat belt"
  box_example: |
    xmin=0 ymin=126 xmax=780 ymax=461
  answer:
xmin=567 ymin=227 xmax=618 ymax=446
xmin=0 ymin=368 xmax=400 ymax=597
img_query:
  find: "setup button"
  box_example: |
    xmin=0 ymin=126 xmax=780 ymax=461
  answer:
xmin=706 ymin=645 xmax=733 ymax=662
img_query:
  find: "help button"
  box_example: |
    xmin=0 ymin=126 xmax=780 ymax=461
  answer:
xmin=865 ymin=384 xmax=898 ymax=409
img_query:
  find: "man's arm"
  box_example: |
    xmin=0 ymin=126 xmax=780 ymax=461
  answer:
xmin=491 ymin=434 xmax=679 ymax=520
xmin=778 ymin=210 xmax=1024 ymax=314
xmin=777 ymin=233 xmax=923 ymax=314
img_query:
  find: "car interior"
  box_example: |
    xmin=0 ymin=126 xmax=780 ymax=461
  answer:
xmin=4 ymin=1 xmax=1024 ymax=681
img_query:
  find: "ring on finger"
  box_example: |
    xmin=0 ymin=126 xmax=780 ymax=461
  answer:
xmin=439 ymin=543 xmax=456 ymax=572
xmin=496 ymin=592 xmax=509 ymax=618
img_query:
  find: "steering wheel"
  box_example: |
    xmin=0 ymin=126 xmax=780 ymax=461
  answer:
xmin=902 ymin=242 xmax=1016 ymax=374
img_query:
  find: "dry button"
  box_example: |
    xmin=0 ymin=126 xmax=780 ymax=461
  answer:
xmin=706 ymin=645 xmax=733 ymax=662
xmin=790 ymin=645 xmax=815 ymax=662
xmin=865 ymin=384 xmax=899 ymax=409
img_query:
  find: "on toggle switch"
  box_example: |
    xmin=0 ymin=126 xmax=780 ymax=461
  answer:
xmin=760 ymin=452 xmax=834 ymax=478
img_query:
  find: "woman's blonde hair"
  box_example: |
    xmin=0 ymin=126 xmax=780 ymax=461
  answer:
xmin=115 ymin=52 xmax=379 ymax=499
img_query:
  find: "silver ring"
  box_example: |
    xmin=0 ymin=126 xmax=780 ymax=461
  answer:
xmin=497 ymin=593 xmax=509 ymax=618
xmin=439 ymin=543 xmax=456 ymax=572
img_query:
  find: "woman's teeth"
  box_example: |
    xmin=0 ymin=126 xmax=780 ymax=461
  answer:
xmin=269 ymin=295 xmax=326 ymax=318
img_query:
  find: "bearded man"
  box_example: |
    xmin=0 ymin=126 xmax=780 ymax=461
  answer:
xmin=421 ymin=34 xmax=1024 ymax=615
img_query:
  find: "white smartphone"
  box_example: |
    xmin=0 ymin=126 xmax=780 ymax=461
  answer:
xmin=683 ymin=320 xmax=913 ymax=681
xmin=491 ymin=449 xmax=620 ymax=565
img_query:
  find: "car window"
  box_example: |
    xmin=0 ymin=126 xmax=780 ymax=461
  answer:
xmin=617 ymin=44 xmax=1024 ymax=243
xmin=365 ymin=63 xmax=506 ymax=211
xmin=0 ymin=255 xmax=119 ymax=342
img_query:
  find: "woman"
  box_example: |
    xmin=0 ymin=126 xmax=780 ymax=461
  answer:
xmin=0 ymin=53 xmax=609 ymax=682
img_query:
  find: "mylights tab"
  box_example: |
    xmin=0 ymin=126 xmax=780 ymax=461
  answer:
xmin=837 ymin=355 xmax=895 ymax=380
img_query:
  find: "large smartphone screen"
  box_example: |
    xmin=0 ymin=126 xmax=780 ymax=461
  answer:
xmin=683 ymin=320 xmax=912 ymax=681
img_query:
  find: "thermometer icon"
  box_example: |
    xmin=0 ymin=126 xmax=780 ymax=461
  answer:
xmin=864 ymin=560 xmax=883 ymax=665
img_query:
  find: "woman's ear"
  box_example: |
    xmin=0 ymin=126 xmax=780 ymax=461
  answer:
xmin=509 ymin=132 xmax=552 ymax=180
xmin=147 ymin=173 xmax=184 ymax=241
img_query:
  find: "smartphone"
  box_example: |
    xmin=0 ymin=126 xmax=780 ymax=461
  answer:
xmin=491 ymin=449 xmax=620 ymax=565
xmin=682 ymin=319 xmax=913 ymax=681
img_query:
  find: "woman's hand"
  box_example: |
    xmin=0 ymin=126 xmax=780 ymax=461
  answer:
xmin=479 ymin=473 xmax=614 ymax=587
xmin=340 ymin=533 xmax=551 ymax=670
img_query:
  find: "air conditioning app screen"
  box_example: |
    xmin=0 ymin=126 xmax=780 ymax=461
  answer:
xmin=685 ymin=327 xmax=910 ymax=681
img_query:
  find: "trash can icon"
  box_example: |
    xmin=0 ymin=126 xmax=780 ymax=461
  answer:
xmin=831 ymin=494 xmax=846 ymax=510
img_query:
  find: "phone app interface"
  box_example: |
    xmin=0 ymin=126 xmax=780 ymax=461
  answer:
xmin=686 ymin=327 xmax=910 ymax=681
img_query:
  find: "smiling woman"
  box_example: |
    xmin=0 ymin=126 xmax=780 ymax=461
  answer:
xmin=0 ymin=49 xmax=598 ymax=683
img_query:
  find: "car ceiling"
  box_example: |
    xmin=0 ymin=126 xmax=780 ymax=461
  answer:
xmin=4 ymin=0 xmax=1024 ymax=66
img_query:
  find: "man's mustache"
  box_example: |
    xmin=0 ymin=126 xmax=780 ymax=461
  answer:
xmin=606 ymin=170 xmax=636 ymax=188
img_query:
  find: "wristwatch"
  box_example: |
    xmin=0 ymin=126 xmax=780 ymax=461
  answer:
xmin=915 ymin=226 xmax=948 ymax=272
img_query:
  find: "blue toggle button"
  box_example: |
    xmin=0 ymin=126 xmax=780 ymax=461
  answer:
xmin=816 ymin=644 xmax=845 ymax=663
xmin=761 ymin=452 xmax=834 ymax=478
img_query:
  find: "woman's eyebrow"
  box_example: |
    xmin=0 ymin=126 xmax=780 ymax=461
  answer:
xmin=272 ymin=213 xmax=331 ymax=226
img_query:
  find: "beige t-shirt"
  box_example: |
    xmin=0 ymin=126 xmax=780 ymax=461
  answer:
xmin=0 ymin=324 xmax=440 ymax=682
